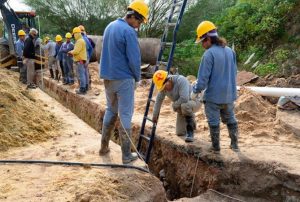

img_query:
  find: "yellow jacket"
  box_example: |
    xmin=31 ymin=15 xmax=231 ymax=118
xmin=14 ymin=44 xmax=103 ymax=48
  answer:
xmin=70 ymin=35 xmax=87 ymax=62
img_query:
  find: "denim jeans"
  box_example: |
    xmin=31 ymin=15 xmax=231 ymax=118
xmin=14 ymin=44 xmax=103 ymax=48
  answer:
xmin=103 ymin=79 xmax=135 ymax=129
xmin=204 ymin=101 xmax=237 ymax=126
xmin=63 ymin=57 xmax=74 ymax=83
xmin=76 ymin=62 xmax=86 ymax=90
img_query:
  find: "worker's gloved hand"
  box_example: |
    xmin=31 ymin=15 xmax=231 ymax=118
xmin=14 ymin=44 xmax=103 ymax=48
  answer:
xmin=172 ymin=103 xmax=180 ymax=112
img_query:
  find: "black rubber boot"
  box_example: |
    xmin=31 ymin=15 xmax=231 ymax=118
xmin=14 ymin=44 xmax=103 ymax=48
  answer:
xmin=119 ymin=128 xmax=138 ymax=164
xmin=185 ymin=116 xmax=194 ymax=142
xmin=99 ymin=116 xmax=117 ymax=155
xmin=209 ymin=125 xmax=220 ymax=153
xmin=49 ymin=69 xmax=54 ymax=79
xmin=55 ymin=70 xmax=59 ymax=81
xmin=227 ymin=123 xmax=239 ymax=152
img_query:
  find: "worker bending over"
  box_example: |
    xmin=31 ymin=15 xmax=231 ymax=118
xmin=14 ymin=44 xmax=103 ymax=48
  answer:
xmin=152 ymin=70 xmax=201 ymax=142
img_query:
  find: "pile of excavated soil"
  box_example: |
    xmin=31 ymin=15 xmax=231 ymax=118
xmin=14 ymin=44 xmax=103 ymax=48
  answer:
xmin=0 ymin=69 xmax=61 ymax=151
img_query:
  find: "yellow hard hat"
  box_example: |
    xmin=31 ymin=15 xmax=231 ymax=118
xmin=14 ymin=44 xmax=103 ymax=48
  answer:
xmin=55 ymin=35 xmax=63 ymax=42
xmin=153 ymin=70 xmax=168 ymax=91
xmin=72 ymin=27 xmax=81 ymax=34
xmin=44 ymin=36 xmax=50 ymax=43
xmin=78 ymin=25 xmax=85 ymax=32
xmin=128 ymin=0 xmax=149 ymax=23
xmin=65 ymin=32 xmax=72 ymax=39
xmin=195 ymin=21 xmax=217 ymax=43
xmin=18 ymin=30 xmax=26 ymax=36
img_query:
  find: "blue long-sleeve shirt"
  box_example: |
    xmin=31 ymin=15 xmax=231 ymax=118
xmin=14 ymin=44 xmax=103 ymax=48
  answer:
xmin=100 ymin=18 xmax=141 ymax=82
xmin=15 ymin=39 xmax=24 ymax=58
xmin=55 ymin=43 xmax=63 ymax=61
xmin=193 ymin=44 xmax=237 ymax=104
xmin=82 ymin=35 xmax=93 ymax=60
xmin=60 ymin=41 xmax=74 ymax=60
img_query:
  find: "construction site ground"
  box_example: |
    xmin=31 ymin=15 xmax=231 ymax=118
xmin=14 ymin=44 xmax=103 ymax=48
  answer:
xmin=0 ymin=69 xmax=165 ymax=201
xmin=1 ymin=62 xmax=300 ymax=201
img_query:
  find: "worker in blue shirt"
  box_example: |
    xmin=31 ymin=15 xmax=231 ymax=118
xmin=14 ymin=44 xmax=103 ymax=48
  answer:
xmin=16 ymin=30 xmax=26 ymax=84
xmin=78 ymin=25 xmax=93 ymax=90
xmin=55 ymin=35 xmax=64 ymax=81
xmin=99 ymin=0 xmax=149 ymax=164
xmin=192 ymin=21 xmax=239 ymax=153
xmin=60 ymin=32 xmax=74 ymax=85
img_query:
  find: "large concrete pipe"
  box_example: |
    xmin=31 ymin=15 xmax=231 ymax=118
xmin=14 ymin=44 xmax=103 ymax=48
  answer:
xmin=88 ymin=35 xmax=160 ymax=65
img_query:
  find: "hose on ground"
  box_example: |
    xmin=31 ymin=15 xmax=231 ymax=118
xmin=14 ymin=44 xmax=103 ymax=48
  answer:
xmin=0 ymin=160 xmax=150 ymax=173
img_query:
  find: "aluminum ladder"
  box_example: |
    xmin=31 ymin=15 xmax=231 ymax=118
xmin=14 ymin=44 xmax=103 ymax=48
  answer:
xmin=137 ymin=0 xmax=188 ymax=163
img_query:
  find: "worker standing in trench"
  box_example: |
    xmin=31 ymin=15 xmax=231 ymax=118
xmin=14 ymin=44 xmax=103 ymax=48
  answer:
xmin=192 ymin=21 xmax=239 ymax=153
xmin=99 ymin=0 xmax=149 ymax=164
xmin=68 ymin=27 xmax=87 ymax=94
xmin=16 ymin=30 xmax=26 ymax=84
xmin=152 ymin=70 xmax=201 ymax=142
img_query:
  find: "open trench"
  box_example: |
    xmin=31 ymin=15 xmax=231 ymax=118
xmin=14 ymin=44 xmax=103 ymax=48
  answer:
xmin=38 ymin=76 xmax=300 ymax=202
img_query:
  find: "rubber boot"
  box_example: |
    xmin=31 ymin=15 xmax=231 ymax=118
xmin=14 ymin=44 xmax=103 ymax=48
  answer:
xmin=227 ymin=123 xmax=239 ymax=152
xmin=185 ymin=116 xmax=194 ymax=142
xmin=209 ymin=125 xmax=220 ymax=153
xmin=49 ymin=69 xmax=54 ymax=79
xmin=120 ymin=128 xmax=138 ymax=164
xmin=99 ymin=116 xmax=117 ymax=155
xmin=55 ymin=70 xmax=59 ymax=81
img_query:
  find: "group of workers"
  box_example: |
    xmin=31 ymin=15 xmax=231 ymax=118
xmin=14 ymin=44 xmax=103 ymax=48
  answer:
xmin=16 ymin=24 xmax=94 ymax=95
xmin=15 ymin=0 xmax=239 ymax=164
xmin=99 ymin=0 xmax=239 ymax=164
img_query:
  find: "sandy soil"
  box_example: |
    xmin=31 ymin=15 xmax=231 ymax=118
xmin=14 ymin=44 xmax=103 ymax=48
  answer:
xmin=0 ymin=69 xmax=61 ymax=151
xmin=0 ymin=72 xmax=165 ymax=201
xmin=82 ymin=63 xmax=300 ymax=176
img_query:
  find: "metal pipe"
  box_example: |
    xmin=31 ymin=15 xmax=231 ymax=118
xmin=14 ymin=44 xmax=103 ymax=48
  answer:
xmin=238 ymin=86 xmax=300 ymax=97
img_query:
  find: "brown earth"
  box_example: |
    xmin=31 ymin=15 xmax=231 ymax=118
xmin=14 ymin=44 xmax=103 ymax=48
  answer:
xmin=0 ymin=69 xmax=61 ymax=151
xmin=0 ymin=76 xmax=166 ymax=201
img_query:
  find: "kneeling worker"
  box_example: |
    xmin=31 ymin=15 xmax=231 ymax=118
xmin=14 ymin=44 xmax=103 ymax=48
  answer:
xmin=152 ymin=70 xmax=201 ymax=142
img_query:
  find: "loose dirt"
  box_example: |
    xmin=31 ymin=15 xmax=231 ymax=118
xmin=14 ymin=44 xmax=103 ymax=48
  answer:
xmin=0 ymin=69 xmax=61 ymax=151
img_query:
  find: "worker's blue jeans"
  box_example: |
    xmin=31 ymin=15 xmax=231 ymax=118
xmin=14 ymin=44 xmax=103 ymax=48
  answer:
xmin=103 ymin=79 xmax=135 ymax=129
xmin=76 ymin=62 xmax=86 ymax=91
xmin=204 ymin=101 xmax=237 ymax=126
xmin=63 ymin=57 xmax=74 ymax=83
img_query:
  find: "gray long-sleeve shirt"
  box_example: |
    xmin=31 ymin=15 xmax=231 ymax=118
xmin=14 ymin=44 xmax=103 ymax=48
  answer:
xmin=153 ymin=75 xmax=192 ymax=118
xmin=43 ymin=40 xmax=56 ymax=57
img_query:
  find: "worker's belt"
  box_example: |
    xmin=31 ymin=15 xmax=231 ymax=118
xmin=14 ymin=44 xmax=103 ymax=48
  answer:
xmin=75 ymin=60 xmax=86 ymax=64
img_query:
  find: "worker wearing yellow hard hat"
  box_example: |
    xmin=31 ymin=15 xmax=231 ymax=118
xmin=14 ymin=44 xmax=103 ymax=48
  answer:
xmin=99 ymin=0 xmax=149 ymax=164
xmin=55 ymin=34 xmax=64 ymax=82
xmin=16 ymin=29 xmax=26 ymax=83
xmin=152 ymin=70 xmax=201 ymax=142
xmin=68 ymin=27 xmax=87 ymax=94
xmin=192 ymin=20 xmax=239 ymax=153
xmin=60 ymin=32 xmax=75 ymax=85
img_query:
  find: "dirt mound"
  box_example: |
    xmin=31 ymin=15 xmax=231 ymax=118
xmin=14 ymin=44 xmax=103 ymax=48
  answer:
xmin=0 ymin=69 xmax=61 ymax=151
xmin=236 ymin=88 xmax=292 ymax=139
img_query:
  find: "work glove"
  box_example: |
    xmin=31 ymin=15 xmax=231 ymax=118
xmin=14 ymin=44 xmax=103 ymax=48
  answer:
xmin=172 ymin=103 xmax=180 ymax=112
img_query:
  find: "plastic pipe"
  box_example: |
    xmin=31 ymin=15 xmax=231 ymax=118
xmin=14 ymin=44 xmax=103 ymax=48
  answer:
xmin=237 ymin=86 xmax=300 ymax=97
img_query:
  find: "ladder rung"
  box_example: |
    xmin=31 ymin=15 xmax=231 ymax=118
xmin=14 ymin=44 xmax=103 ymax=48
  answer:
xmin=145 ymin=116 xmax=153 ymax=122
xmin=173 ymin=1 xmax=183 ymax=7
xmin=158 ymin=61 xmax=168 ymax=66
xmin=162 ymin=42 xmax=173 ymax=48
xmin=140 ymin=134 xmax=150 ymax=142
xmin=167 ymin=22 xmax=177 ymax=27
xmin=149 ymin=98 xmax=155 ymax=103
